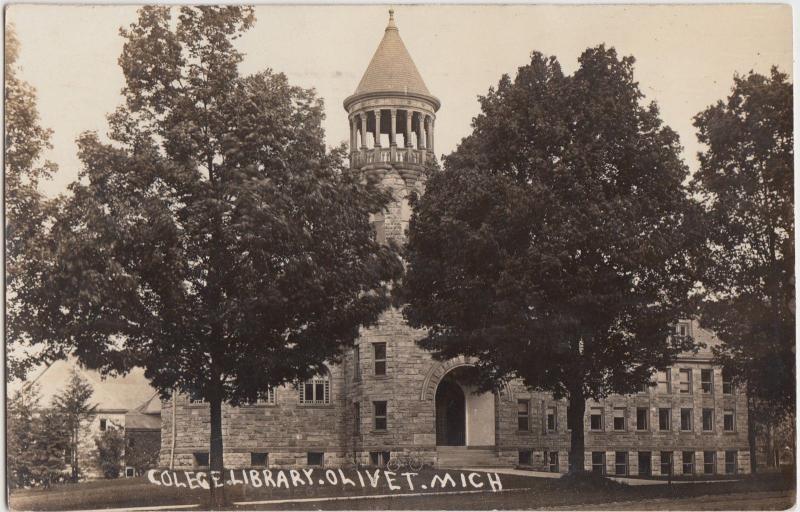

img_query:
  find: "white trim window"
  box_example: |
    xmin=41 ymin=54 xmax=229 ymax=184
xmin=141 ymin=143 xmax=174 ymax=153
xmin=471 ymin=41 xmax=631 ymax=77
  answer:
xmin=300 ymin=371 xmax=331 ymax=405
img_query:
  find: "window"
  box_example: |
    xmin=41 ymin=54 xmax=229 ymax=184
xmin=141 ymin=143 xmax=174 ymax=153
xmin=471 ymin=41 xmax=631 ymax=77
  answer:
xmin=703 ymin=451 xmax=715 ymax=475
xmin=613 ymin=408 xmax=626 ymax=431
xmin=300 ymin=370 xmax=330 ymax=405
xmin=64 ymin=446 xmax=72 ymax=464
xmin=724 ymin=410 xmax=735 ymax=432
xmin=374 ymin=401 xmax=387 ymax=431
xmin=701 ymin=369 xmax=713 ymax=394
xmin=676 ymin=322 xmax=690 ymax=337
xmin=517 ymin=400 xmax=530 ymax=431
xmin=660 ymin=451 xmax=673 ymax=476
xmin=548 ymin=451 xmax=559 ymax=472
xmin=373 ymin=343 xmax=386 ymax=376
xmin=702 ymin=409 xmax=714 ymax=431
xmin=546 ymin=407 xmax=557 ymax=432
xmin=636 ymin=408 xmax=649 ymax=430
xmin=590 ymin=407 xmax=604 ymax=431
xmin=353 ymin=346 xmax=361 ymax=382
xmin=518 ymin=450 xmax=532 ymax=465
xmin=679 ymin=369 xmax=692 ymax=394
xmin=194 ymin=452 xmax=209 ymax=467
xmin=658 ymin=408 xmax=671 ymax=431
xmin=680 ymin=408 xmax=693 ymax=431
xmin=125 ymin=467 xmax=135 ymax=478
xmin=307 ymin=452 xmax=324 ymax=466
xmin=725 ymin=450 xmax=737 ymax=474
xmin=638 ymin=452 xmax=652 ymax=476
xmin=615 ymin=452 xmax=628 ymax=476
xmin=682 ymin=451 xmax=695 ymax=475
xmin=353 ymin=402 xmax=360 ymax=434
xmin=251 ymin=452 xmax=268 ymax=467
xmin=99 ymin=418 xmax=107 ymax=431
xmin=657 ymin=369 xmax=671 ymax=393
xmin=591 ymin=452 xmax=605 ymax=475
xmin=256 ymin=387 xmax=276 ymax=405
xmin=370 ymin=451 xmax=391 ymax=467
xmin=722 ymin=370 xmax=733 ymax=394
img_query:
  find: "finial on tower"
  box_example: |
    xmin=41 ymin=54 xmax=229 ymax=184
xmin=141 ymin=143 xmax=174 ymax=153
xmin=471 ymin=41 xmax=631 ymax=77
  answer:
xmin=387 ymin=8 xmax=397 ymax=30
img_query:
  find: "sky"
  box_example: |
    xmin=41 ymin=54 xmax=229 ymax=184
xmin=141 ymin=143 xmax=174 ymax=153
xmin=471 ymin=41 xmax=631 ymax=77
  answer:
xmin=6 ymin=4 xmax=793 ymax=197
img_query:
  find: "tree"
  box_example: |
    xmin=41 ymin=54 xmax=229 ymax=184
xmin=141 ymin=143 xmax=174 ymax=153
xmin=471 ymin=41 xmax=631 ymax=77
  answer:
xmin=13 ymin=6 xmax=399 ymax=506
xmin=7 ymin=385 xmax=40 ymax=488
xmin=4 ymin=25 xmax=60 ymax=381
xmin=691 ymin=68 xmax=794 ymax=472
xmin=27 ymin=407 xmax=70 ymax=488
xmin=95 ymin=428 xmax=125 ymax=479
xmin=401 ymin=47 xmax=700 ymax=473
xmin=52 ymin=369 xmax=97 ymax=481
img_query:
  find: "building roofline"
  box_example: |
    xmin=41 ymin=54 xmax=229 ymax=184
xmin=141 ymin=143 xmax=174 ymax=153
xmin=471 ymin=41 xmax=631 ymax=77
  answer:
xmin=343 ymin=90 xmax=441 ymax=112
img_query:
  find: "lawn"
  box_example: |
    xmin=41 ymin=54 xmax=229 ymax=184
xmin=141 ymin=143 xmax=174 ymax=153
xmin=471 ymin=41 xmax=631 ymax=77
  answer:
xmin=7 ymin=467 xmax=795 ymax=511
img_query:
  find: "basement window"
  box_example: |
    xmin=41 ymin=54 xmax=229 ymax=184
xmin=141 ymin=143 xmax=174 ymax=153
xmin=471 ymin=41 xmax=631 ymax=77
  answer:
xmin=250 ymin=452 xmax=268 ymax=467
xmin=194 ymin=452 xmax=209 ymax=468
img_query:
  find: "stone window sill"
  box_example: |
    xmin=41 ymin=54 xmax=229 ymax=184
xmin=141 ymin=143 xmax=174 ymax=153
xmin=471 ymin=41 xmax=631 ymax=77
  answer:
xmin=298 ymin=404 xmax=335 ymax=409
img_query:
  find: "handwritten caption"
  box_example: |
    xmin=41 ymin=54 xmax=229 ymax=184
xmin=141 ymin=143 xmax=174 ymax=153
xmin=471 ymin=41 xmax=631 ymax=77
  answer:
xmin=147 ymin=468 xmax=503 ymax=492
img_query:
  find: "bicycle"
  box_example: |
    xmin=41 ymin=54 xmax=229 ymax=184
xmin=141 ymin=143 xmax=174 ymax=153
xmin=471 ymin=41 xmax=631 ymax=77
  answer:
xmin=386 ymin=452 xmax=424 ymax=472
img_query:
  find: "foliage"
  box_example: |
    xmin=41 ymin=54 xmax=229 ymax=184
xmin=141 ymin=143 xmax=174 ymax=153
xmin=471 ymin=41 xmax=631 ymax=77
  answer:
xmin=26 ymin=407 xmax=71 ymax=487
xmin=7 ymin=385 xmax=40 ymax=488
xmin=52 ymin=369 xmax=97 ymax=481
xmin=402 ymin=46 xmax=700 ymax=471
xmin=690 ymin=68 xmax=794 ymax=470
xmin=95 ymin=428 xmax=125 ymax=479
xmin=125 ymin=431 xmax=161 ymax=474
xmin=13 ymin=6 xmax=401 ymax=503
xmin=4 ymin=25 xmax=60 ymax=381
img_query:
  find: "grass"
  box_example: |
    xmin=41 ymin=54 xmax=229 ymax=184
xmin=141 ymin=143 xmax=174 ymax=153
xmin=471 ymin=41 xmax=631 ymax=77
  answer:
xmin=7 ymin=466 xmax=796 ymax=511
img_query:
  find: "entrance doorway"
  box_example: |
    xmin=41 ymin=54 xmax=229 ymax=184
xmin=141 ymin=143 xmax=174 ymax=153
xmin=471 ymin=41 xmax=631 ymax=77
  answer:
xmin=435 ymin=377 xmax=465 ymax=446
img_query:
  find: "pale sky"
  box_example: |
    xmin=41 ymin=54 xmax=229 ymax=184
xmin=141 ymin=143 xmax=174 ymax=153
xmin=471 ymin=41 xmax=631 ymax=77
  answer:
xmin=6 ymin=4 xmax=793 ymax=197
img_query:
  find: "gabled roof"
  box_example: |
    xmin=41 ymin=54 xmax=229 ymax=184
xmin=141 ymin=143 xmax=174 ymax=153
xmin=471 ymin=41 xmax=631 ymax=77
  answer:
xmin=353 ymin=10 xmax=432 ymax=98
xmin=20 ymin=357 xmax=159 ymax=413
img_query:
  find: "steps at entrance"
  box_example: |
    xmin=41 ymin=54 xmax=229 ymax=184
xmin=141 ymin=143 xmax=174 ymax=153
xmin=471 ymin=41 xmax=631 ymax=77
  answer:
xmin=436 ymin=447 xmax=508 ymax=468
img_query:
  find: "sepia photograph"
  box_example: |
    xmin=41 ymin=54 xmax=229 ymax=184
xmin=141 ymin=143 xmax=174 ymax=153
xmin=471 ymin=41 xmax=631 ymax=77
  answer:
xmin=4 ymin=4 xmax=795 ymax=510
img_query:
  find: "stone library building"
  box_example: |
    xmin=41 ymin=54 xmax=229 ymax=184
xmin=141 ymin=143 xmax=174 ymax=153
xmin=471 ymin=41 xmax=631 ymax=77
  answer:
xmin=160 ymin=11 xmax=751 ymax=476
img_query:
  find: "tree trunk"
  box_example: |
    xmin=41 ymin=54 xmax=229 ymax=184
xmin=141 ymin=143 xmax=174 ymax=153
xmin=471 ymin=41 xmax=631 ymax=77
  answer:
xmin=72 ymin=426 xmax=79 ymax=481
xmin=567 ymin=391 xmax=586 ymax=474
xmin=208 ymin=381 xmax=226 ymax=509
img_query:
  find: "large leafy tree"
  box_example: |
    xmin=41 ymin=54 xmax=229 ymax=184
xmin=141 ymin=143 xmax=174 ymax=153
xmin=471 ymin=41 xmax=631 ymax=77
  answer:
xmin=402 ymin=47 xmax=699 ymax=472
xmin=691 ymin=68 xmax=794 ymax=472
xmin=5 ymin=25 xmax=59 ymax=380
xmin=13 ymin=6 xmax=399 ymax=505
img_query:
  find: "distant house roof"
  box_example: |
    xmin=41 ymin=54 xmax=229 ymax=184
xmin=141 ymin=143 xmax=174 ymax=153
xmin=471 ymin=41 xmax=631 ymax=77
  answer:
xmin=21 ymin=357 xmax=159 ymax=413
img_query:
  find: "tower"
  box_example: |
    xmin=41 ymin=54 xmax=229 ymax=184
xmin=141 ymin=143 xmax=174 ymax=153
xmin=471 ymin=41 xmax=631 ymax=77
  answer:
xmin=344 ymin=9 xmax=440 ymax=244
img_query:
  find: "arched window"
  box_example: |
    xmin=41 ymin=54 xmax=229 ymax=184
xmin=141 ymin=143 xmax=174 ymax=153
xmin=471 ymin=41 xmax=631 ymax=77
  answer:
xmin=300 ymin=369 xmax=331 ymax=405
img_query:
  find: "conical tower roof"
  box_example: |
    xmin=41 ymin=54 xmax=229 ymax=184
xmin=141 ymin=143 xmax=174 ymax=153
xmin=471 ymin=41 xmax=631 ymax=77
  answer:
xmin=347 ymin=10 xmax=438 ymax=109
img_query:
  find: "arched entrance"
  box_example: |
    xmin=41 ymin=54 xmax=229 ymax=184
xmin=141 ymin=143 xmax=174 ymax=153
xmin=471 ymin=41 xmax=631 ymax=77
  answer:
xmin=434 ymin=366 xmax=496 ymax=447
xmin=435 ymin=377 xmax=466 ymax=446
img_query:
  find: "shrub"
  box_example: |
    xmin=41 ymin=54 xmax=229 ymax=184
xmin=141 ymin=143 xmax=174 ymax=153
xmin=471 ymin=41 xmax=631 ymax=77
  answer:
xmin=94 ymin=428 xmax=124 ymax=479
